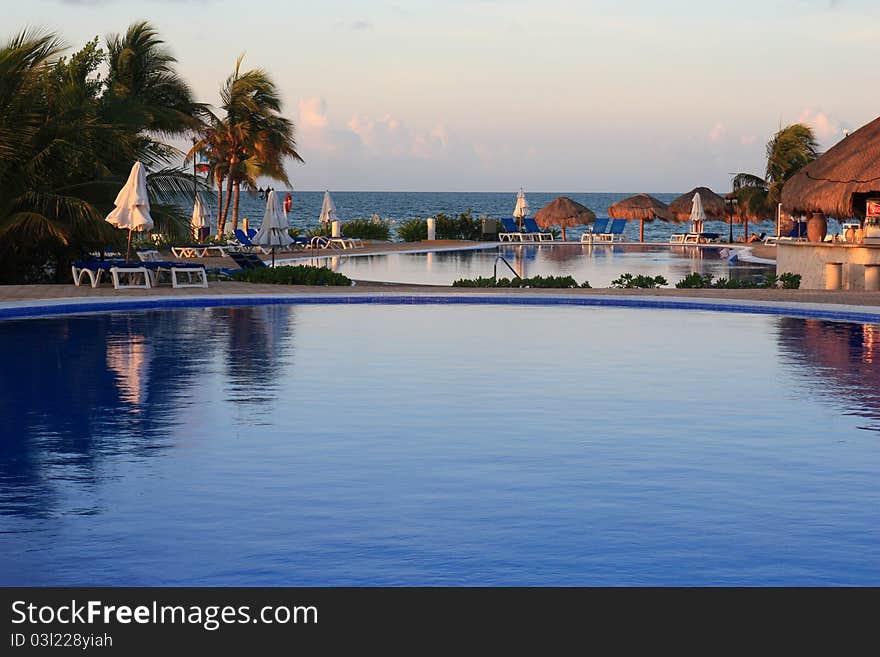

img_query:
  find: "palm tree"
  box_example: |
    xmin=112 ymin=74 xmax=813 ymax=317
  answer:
xmin=732 ymin=123 xmax=820 ymax=221
xmin=0 ymin=23 xmax=203 ymax=283
xmin=219 ymin=55 xmax=303 ymax=231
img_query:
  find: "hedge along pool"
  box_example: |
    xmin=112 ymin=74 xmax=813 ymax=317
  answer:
xmin=1 ymin=303 xmax=879 ymax=586
xmin=286 ymin=243 xmax=775 ymax=287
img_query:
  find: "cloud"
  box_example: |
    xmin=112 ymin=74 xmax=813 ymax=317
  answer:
xmin=298 ymin=98 xmax=449 ymax=160
xmin=795 ymin=109 xmax=846 ymax=143
xmin=708 ymin=122 xmax=726 ymax=144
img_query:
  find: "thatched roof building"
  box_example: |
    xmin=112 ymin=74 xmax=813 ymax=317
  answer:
xmin=534 ymin=197 xmax=596 ymax=240
xmin=607 ymin=194 xmax=672 ymax=221
xmin=781 ymin=115 xmax=880 ymax=219
xmin=668 ymin=187 xmax=727 ymax=222
xmin=607 ymin=194 xmax=671 ymax=242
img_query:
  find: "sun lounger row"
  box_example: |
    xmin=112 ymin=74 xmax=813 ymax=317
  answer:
xmin=499 ymin=217 xmax=554 ymax=242
xmin=228 ymin=228 xmax=363 ymax=253
xmin=669 ymin=232 xmax=721 ymax=244
xmin=72 ymin=260 xmax=208 ymax=289
xmin=581 ymin=219 xmax=626 ymax=242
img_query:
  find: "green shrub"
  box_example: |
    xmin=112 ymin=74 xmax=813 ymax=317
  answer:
xmin=435 ymin=210 xmax=482 ymax=240
xmin=673 ymin=271 xmax=801 ymax=289
xmin=231 ymin=265 xmax=352 ymax=286
xmin=287 ymin=227 xmax=303 ymax=238
xmin=452 ymin=274 xmax=589 ymax=288
xmin=396 ymin=218 xmax=428 ymax=242
xmin=779 ymin=272 xmax=801 ymax=289
xmin=675 ymin=272 xmax=713 ymax=288
xmin=611 ymin=273 xmax=668 ymax=288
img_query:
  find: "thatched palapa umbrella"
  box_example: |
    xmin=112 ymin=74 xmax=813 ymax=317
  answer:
xmin=668 ymin=187 xmax=727 ymax=223
xmin=782 ymin=115 xmax=880 ymax=220
xmin=534 ymin=196 xmax=596 ymax=241
xmin=607 ymin=194 xmax=671 ymax=242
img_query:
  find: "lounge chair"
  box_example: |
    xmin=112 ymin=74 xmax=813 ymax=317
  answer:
xmin=592 ymin=219 xmax=626 ymax=242
xmin=499 ymin=217 xmax=527 ymax=242
xmin=523 ymin=218 xmax=554 ymax=242
xmin=581 ymin=219 xmax=609 ymax=242
xmin=764 ymin=222 xmax=807 ymax=245
xmin=227 ymin=251 xmax=268 ymax=269
xmin=231 ymin=228 xmax=273 ymax=254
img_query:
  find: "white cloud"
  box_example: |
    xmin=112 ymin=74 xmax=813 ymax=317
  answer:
xmin=795 ymin=109 xmax=846 ymax=144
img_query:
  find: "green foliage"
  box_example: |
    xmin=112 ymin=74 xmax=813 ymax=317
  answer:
xmin=611 ymin=273 xmax=668 ymax=288
xmin=341 ymin=217 xmax=391 ymax=240
xmin=778 ymin=272 xmax=801 ymax=289
xmin=287 ymin=226 xmax=302 ymax=238
xmin=395 ymin=210 xmax=482 ymax=242
xmin=396 ymin=218 xmax=427 ymax=242
xmin=673 ymin=271 xmax=801 ymax=289
xmin=675 ymin=272 xmax=714 ymax=288
xmin=231 ymin=264 xmax=352 ymax=286
xmin=435 ymin=210 xmax=482 ymax=240
xmin=452 ymin=274 xmax=589 ymax=288
xmin=731 ymin=123 xmax=820 ymax=219
xmin=0 ymin=23 xmax=202 ymax=283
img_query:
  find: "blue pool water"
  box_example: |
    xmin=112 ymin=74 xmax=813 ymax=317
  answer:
xmin=1 ymin=305 xmax=879 ymax=586
xmin=291 ymin=243 xmax=774 ymax=287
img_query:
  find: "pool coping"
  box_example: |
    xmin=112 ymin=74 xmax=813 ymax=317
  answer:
xmin=3 ymin=291 xmax=880 ymax=324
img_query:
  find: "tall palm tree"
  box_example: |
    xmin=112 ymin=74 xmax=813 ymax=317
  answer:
xmin=0 ymin=23 xmax=204 ymax=283
xmin=732 ymin=123 xmax=820 ymax=220
xmin=219 ymin=55 xmax=303 ymax=231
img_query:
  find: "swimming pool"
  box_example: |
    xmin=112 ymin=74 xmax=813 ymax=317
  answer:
xmin=1 ymin=303 xmax=878 ymax=586
xmin=289 ymin=243 xmax=774 ymax=287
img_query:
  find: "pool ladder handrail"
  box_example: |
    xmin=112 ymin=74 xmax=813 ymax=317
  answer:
xmin=494 ymin=255 xmax=522 ymax=280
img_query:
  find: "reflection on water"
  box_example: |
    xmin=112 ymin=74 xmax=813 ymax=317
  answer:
xmin=303 ymin=244 xmax=773 ymax=286
xmin=0 ymin=307 xmax=294 ymax=519
xmin=777 ymin=318 xmax=880 ymax=430
xmin=1 ymin=306 xmax=879 ymax=586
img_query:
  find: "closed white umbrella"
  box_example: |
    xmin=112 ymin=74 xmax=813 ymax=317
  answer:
xmin=319 ymin=190 xmax=338 ymax=224
xmin=252 ymin=190 xmax=293 ymax=266
xmin=689 ymin=192 xmax=706 ymax=234
xmin=513 ymin=188 xmax=529 ymax=229
xmin=191 ymin=193 xmax=211 ymax=241
xmin=105 ymin=161 xmax=153 ymax=261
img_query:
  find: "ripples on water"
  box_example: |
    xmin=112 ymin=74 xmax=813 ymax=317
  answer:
xmin=1 ymin=306 xmax=878 ymax=585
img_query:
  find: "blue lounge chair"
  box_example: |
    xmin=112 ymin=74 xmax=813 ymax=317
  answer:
xmin=227 ymin=251 xmax=268 ymax=270
xmin=499 ymin=217 xmax=526 ymax=242
xmin=604 ymin=219 xmax=627 ymax=242
xmin=523 ymin=217 xmax=554 ymax=241
xmin=581 ymin=219 xmax=609 ymax=242
xmin=232 ymin=228 xmax=273 ymax=254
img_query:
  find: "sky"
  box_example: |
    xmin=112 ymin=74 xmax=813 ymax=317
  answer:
xmin=7 ymin=0 xmax=880 ymax=191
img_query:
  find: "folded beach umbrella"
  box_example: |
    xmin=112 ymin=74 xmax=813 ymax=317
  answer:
xmin=105 ymin=161 xmax=153 ymax=262
xmin=689 ymin=192 xmax=706 ymax=234
xmin=319 ymin=190 xmax=338 ymax=224
xmin=513 ymin=188 xmax=529 ymax=229
xmin=607 ymin=194 xmax=672 ymax=242
xmin=191 ymin=193 xmax=211 ymax=241
xmin=252 ymin=190 xmax=293 ymax=266
xmin=668 ymin=187 xmax=727 ymax=223
xmin=534 ymin=196 xmax=596 ymax=241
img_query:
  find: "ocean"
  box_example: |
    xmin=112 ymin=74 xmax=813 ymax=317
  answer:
xmin=196 ymin=191 xmax=783 ymax=242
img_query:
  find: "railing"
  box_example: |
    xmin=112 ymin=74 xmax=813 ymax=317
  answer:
xmin=494 ymin=255 xmax=522 ymax=280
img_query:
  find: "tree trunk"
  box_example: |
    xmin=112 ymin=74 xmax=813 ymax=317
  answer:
xmin=232 ymin=180 xmax=241 ymax=231
xmin=216 ymin=177 xmax=225 ymax=237
xmin=222 ymin=172 xmax=233 ymax=229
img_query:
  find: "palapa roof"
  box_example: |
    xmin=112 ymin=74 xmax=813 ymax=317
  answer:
xmin=533 ymin=196 xmax=596 ymax=228
xmin=668 ymin=187 xmax=727 ymax=222
xmin=607 ymin=194 xmax=671 ymax=222
xmin=782 ymin=115 xmax=880 ymax=218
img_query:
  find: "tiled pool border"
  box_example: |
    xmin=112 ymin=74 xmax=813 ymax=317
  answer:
xmin=3 ymin=292 xmax=880 ymax=324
